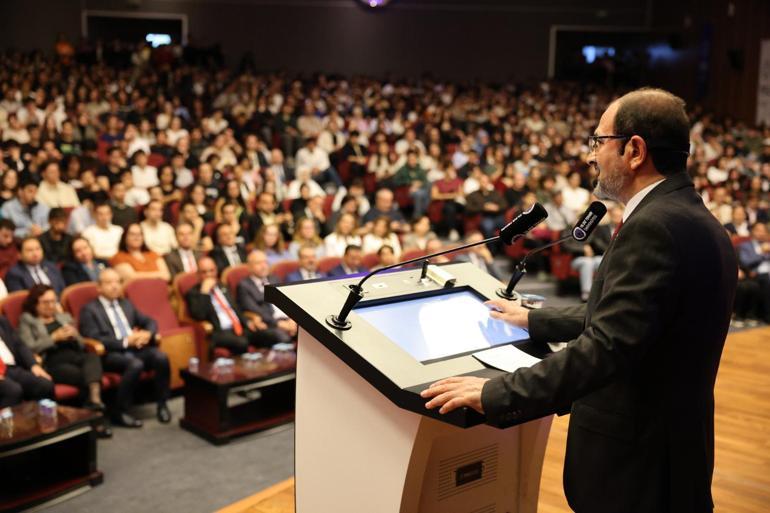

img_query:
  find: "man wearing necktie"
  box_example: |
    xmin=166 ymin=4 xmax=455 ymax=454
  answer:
xmin=210 ymin=224 xmax=247 ymax=274
xmin=164 ymin=223 xmax=203 ymax=279
xmin=79 ymin=269 xmax=171 ymax=428
xmin=0 ymin=316 xmax=55 ymax=407
xmin=186 ymin=257 xmax=291 ymax=356
xmin=5 ymin=237 xmax=66 ymax=294
xmin=285 ymin=245 xmax=326 ymax=283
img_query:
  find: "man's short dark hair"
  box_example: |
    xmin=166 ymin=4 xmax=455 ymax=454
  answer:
xmin=344 ymin=244 xmax=362 ymax=255
xmin=49 ymin=208 xmax=68 ymax=222
xmin=0 ymin=219 xmax=15 ymax=232
xmin=613 ymin=88 xmax=690 ymax=176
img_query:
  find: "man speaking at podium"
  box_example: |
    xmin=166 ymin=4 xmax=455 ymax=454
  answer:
xmin=422 ymin=88 xmax=737 ymax=513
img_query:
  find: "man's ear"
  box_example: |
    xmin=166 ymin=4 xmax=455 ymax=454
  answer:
xmin=627 ymin=135 xmax=648 ymax=171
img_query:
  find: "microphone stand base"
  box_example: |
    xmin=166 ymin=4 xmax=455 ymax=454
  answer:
xmin=325 ymin=314 xmax=352 ymax=330
xmin=495 ymin=288 xmax=519 ymax=301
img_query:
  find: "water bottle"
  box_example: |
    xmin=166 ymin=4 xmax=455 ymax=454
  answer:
xmin=188 ymin=357 xmax=200 ymax=373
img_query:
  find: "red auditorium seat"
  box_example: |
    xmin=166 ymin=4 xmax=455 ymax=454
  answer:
xmin=124 ymin=278 xmax=196 ymax=389
xmin=221 ymin=264 xmax=250 ymax=297
xmin=270 ymin=260 xmax=301 ymax=283
xmin=317 ymin=256 xmax=342 ymax=275
xmin=362 ymin=253 xmax=380 ymax=270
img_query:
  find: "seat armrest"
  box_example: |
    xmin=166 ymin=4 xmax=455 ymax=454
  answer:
xmin=83 ymin=337 xmax=106 ymax=356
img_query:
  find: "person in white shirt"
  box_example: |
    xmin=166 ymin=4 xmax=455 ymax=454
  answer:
xmin=295 ymin=137 xmax=342 ymax=190
xmin=82 ymin=203 xmax=123 ymax=260
xmin=139 ymin=200 xmax=177 ymax=255
xmin=561 ymin=171 xmax=591 ymax=217
xmin=130 ymin=150 xmax=159 ymax=190
xmin=35 ymin=160 xmax=80 ymax=208
xmin=286 ymin=166 xmax=326 ymax=200
xmin=324 ymin=213 xmax=362 ymax=258
xmin=362 ymin=216 xmax=402 ymax=259
xmin=121 ymin=171 xmax=150 ymax=207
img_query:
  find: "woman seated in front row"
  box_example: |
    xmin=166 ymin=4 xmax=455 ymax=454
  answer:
xmin=18 ymin=284 xmax=111 ymax=437
xmin=110 ymin=222 xmax=171 ymax=282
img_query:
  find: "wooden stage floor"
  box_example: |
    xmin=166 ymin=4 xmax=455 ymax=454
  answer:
xmin=218 ymin=327 xmax=770 ymax=513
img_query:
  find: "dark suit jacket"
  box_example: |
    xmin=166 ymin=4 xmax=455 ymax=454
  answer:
xmin=5 ymin=260 xmax=66 ymax=294
xmin=79 ymin=297 xmax=158 ymax=352
xmin=327 ymin=264 xmax=368 ymax=278
xmin=481 ymin=173 xmax=737 ymax=513
xmin=164 ymin=249 xmax=203 ymax=278
xmin=0 ymin=317 xmax=37 ymax=369
xmin=209 ymin=245 xmax=247 ymax=274
xmin=285 ymin=269 xmax=326 ymax=283
xmin=186 ymin=283 xmax=248 ymax=331
xmin=62 ymin=259 xmax=108 ymax=286
xmin=736 ymin=239 xmax=767 ymax=273
xmin=236 ymin=276 xmax=281 ymax=327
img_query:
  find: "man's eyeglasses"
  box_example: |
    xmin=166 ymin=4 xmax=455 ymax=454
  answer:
xmin=588 ymin=134 xmax=630 ymax=153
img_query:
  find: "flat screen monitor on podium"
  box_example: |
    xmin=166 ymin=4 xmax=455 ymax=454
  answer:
xmin=355 ymin=289 xmax=529 ymax=364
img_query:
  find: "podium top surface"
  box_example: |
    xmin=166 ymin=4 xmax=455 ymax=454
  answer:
xmin=266 ymin=262 xmax=548 ymax=428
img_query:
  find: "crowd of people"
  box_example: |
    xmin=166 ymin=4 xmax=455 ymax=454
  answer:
xmin=0 ymin=43 xmax=768 ymax=429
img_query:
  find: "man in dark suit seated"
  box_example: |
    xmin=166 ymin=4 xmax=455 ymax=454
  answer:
xmin=736 ymin=221 xmax=770 ymax=322
xmin=209 ymin=223 xmax=247 ymax=274
xmin=79 ymin=269 xmax=171 ymax=427
xmin=285 ymin=244 xmax=326 ymax=283
xmin=237 ymin=250 xmax=297 ymax=342
xmin=422 ymin=89 xmax=738 ymax=513
xmin=5 ymin=237 xmax=66 ymax=294
xmin=62 ymin=236 xmax=108 ymax=285
xmin=327 ymin=244 xmax=369 ymax=277
xmin=0 ymin=317 xmax=55 ymax=407
xmin=563 ymin=205 xmax=617 ymax=302
xmin=186 ymin=257 xmax=287 ymax=355
xmin=164 ymin=222 xmax=203 ymax=279
xmin=38 ymin=207 xmax=74 ymax=264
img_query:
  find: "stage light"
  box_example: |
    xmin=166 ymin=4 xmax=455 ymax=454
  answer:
xmin=361 ymin=0 xmax=391 ymax=8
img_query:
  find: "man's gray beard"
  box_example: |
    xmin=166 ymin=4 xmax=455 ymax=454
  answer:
xmin=593 ymin=165 xmax=625 ymax=202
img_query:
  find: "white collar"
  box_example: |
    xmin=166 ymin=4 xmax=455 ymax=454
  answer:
xmin=622 ymin=179 xmax=665 ymax=222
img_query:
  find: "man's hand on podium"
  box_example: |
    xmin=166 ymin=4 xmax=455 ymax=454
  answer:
xmin=485 ymin=299 xmax=530 ymax=329
xmin=421 ymin=376 xmax=489 ymax=415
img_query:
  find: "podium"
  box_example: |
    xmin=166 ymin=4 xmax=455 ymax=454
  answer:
xmin=266 ymin=262 xmax=553 ymax=513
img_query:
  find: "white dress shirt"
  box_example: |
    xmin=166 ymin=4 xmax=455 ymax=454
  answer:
xmin=99 ymin=296 xmax=133 ymax=347
xmin=83 ymin=224 xmax=124 ymax=260
xmin=0 ymin=335 xmax=16 ymax=365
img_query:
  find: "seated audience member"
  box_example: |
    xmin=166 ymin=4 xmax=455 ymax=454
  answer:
xmin=288 ymin=217 xmax=325 ymax=259
xmin=0 ymin=315 xmax=55 ymax=408
xmin=286 ymin=167 xmax=326 ymax=200
xmin=327 ymin=194 xmax=362 ymax=235
xmin=210 ymin=223 xmax=247 ymax=274
xmin=561 ymin=171 xmax=590 ymax=218
xmin=35 ymin=159 xmax=80 ymax=208
xmin=218 ymin=199 xmax=249 ymax=245
xmin=253 ymin=223 xmax=293 ymax=266
xmin=236 ymin=250 xmax=297 ymax=341
xmin=543 ymin=188 xmax=577 ymax=232
xmin=66 ymin=191 xmax=104 ymax=236
xmin=402 ymin=215 xmax=438 ymax=251
xmin=431 ymin=164 xmax=464 ymax=240
xmin=454 ymin=232 xmax=502 ymax=280
xmin=465 ymin=173 xmax=507 ymax=239
xmin=725 ymin=204 xmax=750 ymax=237
xmin=130 ymin=149 xmax=159 ymax=190
xmin=5 ymin=237 xmax=66 ymax=294
xmin=82 ymin=202 xmax=124 ymax=260
xmin=79 ymin=269 xmax=171 ymax=427
xmin=327 ymin=244 xmax=369 ymax=277
xmin=121 ymin=171 xmax=150 ymax=207
xmin=324 ymin=213 xmax=363 ymax=258
xmin=392 ymin=149 xmax=430 ymax=219
xmin=178 ymin=200 xmax=213 ymax=250
xmin=732 ymin=269 xmax=761 ymax=328
xmin=372 ymin=245 xmax=397 ymax=270
xmin=0 ymin=177 xmax=49 ymax=238
xmin=62 ymin=236 xmax=108 ymax=285
xmin=39 ymin=208 xmax=74 ymax=264
xmin=109 ymin=181 xmax=139 ymax=229
xmin=286 ymin=244 xmax=326 ymax=282
xmin=186 ymin=257 xmax=274 ymax=354
xmin=18 ymin=285 xmax=110 ymax=437
xmin=164 ymin=223 xmax=203 ymax=278
xmin=248 ymin=191 xmax=292 ymax=242
xmin=110 ymin=223 xmax=171 ymax=282
xmin=0 ymin=219 xmax=19 ymax=278
xmin=140 ymin=199 xmax=178 ymax=255
xmin=362 ymin=216 xmax=402 ymax=258
xmin=564 ymin=205 xmax=616 ymax=301
xmin=737 ymin=222 xmax=770 ymax=322
xmin=295 ymin=136 xmax=342 ymax=190
xmin=362 ymin=188 xmax=407 ymax=232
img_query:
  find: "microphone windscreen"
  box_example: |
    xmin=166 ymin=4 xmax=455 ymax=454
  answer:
xmin=499 ymin=202 xmax=548 ymax=245
xmin=572 ymin=201 xmax=608 ymax=241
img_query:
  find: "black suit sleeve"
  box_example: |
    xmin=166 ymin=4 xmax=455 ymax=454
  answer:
xmin=482 ymin=217 xmax=679 ymax=427
xmin=79 ymin=303 xmax=125 ymax=352
xmin=186 ymin=287 xmax=213 ymax=322
xmin=1 ymin=318 xmax=36 ymax=369
xmin=236 ymin=282 xmax=274 ymax=325
xmin=4 ymin=267 xmax=26 ymax=292
xmin=527 ymin=305 xmax=586 ymax=343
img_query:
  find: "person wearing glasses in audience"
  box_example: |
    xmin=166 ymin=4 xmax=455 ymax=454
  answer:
xmin=79 ymin=269 xmax=171 ymax=427
xmin=62 ymin=236 xmax=108 ymax=285
xmin=18 ymin=285 xmax=111 ymax=437
xmin=110 ymin=223 xmax=171 ymax=282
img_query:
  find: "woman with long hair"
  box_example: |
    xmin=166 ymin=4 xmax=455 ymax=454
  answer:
xmin=323 ymin=212 xmax=362 ymax=258
xmin=252 ymin=223 xmax=293 ymax=266
xmin=289 ymin=217 xmax=325 ymax=259
xmin=110 ymin=223 xmax=171 ymax=282
xmin=362 ymin=216 xmax=402 ymax=258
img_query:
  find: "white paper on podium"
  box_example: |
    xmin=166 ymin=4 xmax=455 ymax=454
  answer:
xmin=472 ymin=344 xmax=542 ymax=373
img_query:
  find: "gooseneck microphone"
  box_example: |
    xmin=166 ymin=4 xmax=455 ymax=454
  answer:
xmin=325 ymin=203 xmax=549 ymax=330
xmin=496 ymin=201 xmax=608 ymax=300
